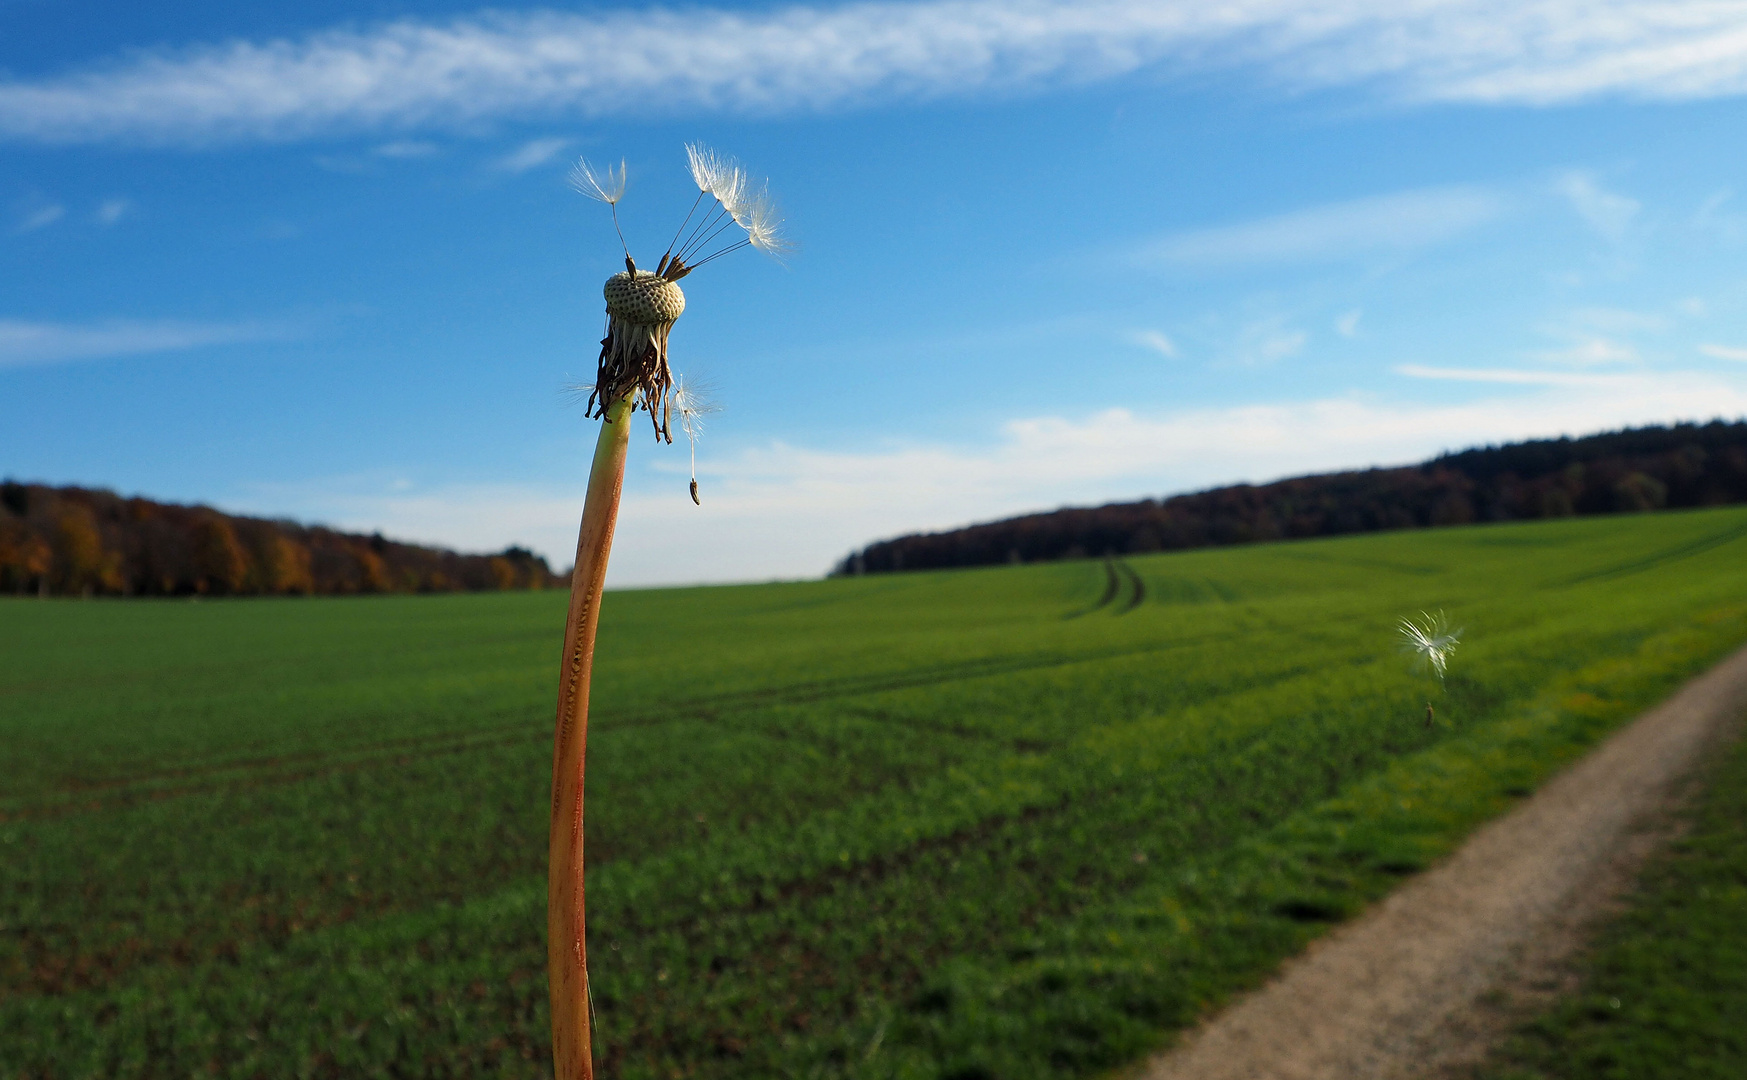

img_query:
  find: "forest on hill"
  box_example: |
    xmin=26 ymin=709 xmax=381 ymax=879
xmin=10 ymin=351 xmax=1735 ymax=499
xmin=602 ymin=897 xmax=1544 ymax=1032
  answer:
xmin=0 ymin=482 xmax=562 ymax=597
xmin=835 ymin=420 xmax=1747 ymax=574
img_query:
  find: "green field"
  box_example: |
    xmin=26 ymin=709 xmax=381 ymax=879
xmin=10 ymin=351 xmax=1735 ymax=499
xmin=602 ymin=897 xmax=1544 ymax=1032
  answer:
xmin=5 ymin=508 xmax=1747 ymax=1080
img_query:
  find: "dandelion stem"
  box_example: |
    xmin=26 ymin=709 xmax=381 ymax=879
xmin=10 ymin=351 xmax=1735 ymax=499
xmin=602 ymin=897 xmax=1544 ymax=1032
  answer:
xmin=548 ymin=390 xmax=635 ymax=1080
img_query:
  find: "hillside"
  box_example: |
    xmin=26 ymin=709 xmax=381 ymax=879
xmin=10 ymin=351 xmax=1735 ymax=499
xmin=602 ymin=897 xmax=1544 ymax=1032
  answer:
xmin=0 ymin=481 xmax=561 ymax=597
xmin=836 ymin=419 xmax=1747 ymax=574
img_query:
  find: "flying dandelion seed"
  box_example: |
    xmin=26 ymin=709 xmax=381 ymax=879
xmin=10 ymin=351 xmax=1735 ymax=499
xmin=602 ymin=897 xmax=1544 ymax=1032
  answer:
xmin=1399 ymin=610 xmax=1462 ymax=682
xmin=670 ymin=374 xmax=721 ymax=504
xmin=549 ymin=145 xmax=784 ymax=1080
xmin=1398 ymin=610 xmax=1462 ymax=726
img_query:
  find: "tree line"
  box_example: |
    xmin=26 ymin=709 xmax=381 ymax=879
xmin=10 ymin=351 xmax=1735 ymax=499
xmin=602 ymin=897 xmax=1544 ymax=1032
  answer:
xmin=835 ymin=420 xmax=1747 ymax=575
xmin=0 ymin=482 xmax=564 ymax=598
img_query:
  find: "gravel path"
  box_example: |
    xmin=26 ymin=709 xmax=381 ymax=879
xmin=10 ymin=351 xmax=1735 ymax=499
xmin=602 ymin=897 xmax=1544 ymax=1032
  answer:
xmin=1139 ymin=642 xmax=1747 ymax=1080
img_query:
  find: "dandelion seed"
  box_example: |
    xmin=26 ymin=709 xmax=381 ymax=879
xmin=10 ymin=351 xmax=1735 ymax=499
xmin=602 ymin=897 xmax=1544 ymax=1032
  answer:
xmin=568 ymin=158 xmax=625 ymax=205
xmin=733 ymin=184 xmax=791 ymax=261
xmin=569 ymin=156 xmax=631 ymax=262
xmin=670 ymin=375 xmax=721 ymax=503
xmin=1398 ymin=610 xmax=1462 ymax=684
xmin=685 ymin=143 xmax=744 ymax=208
xmin=659 ymin=143 xmax=779 ymax=279
xmin=1398 ymin=610 xmax=1462 ymax=727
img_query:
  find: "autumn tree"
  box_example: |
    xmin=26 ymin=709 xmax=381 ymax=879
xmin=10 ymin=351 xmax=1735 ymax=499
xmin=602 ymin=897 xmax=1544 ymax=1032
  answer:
xmin=191 ymin=513 xmax=250 ymax=595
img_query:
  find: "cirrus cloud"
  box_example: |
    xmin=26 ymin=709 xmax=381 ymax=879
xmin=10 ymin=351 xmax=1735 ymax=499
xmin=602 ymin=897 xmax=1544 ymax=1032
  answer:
xmin=6 ymin=1 xmax=1747 ymax=145
xmin=0 ymin=317 xmax=287 ymax=368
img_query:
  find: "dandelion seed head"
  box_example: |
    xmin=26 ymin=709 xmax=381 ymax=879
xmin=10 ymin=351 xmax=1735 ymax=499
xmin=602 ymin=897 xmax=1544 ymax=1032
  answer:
xmin=1398 ymin=610 xmax=1462 ymax=683
xmin=594 ymin=270 xmax=684 ymax=440
xmin=569 ymin=157 xmax=626 ymax=205
xmin=584 ymin=144 xmax=779 ymax=450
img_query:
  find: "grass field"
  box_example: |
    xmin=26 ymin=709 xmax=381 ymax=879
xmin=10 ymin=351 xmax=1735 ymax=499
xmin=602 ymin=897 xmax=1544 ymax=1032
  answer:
xmin=5 ymin=507 xmax=1747 ymax=1080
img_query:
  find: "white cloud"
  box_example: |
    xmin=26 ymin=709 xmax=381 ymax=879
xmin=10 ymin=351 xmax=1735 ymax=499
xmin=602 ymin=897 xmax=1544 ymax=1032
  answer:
xmin=278 ymin=370 xmax=1747 ymax=586
xmin=1336 ymin=309 xmax=1362 ymax=337
xmin=1133 ymin=329 xmax=1177 ymax=357
xmin=16 ymin=203 xmax=64 ymax=232
xmin=1692 ymin=188 xmax=1747 ymax=242
xmin=8 ymin=1 xmax=1747 ymax=144
xmin=1700 ymin=343 xmax=1747 ymax=361
xmin=1532 ymin=337 xmax=1638 ymax=365
xmin=374 ymin=139 xmax=439 ymax=158
xmin=1557 ymin=171 xmax=1640 ymax=242
xmin=1233 ymin=316 xmax=1309 ymax=364
xmin=1565 ymin=306 xmax=1667 ymax=333
xmin=94 ymin=197 xmax=130 ymax=225
xmin=1253 ymin=329 xmax=1307 ymax=363
xmin=494 ymin=136 xmax=571 ymax=172
xmin=1138 ymin=187 xmax=1505 ymax=267
xmin=0 ymin=317 xmax=284 ymax=368
xmin=1394 ymin=363 xmax=1636 ymax=386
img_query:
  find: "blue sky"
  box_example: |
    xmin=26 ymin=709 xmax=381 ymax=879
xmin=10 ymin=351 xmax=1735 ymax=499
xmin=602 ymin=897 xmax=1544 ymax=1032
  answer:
xmin=6 ymin=0 xmax=1747 ymax=585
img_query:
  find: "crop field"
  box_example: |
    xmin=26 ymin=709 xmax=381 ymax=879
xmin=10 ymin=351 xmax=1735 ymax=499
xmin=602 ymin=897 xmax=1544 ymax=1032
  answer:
xmin=5 ymin=507 xmax=1747 ymax=1080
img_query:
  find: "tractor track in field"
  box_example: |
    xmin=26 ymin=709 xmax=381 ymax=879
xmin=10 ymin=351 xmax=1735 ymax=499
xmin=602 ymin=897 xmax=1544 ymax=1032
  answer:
xmin=1116 ymin=560 xmax=1147 ymax=614
xmin=5 ymin=629 xmax=1232 ymax=821
xmin=8 ymin=561 xmax=1173 ymax=819
xmin=1066 ymin=559 xmax=1146 ymax=619
xmin=1138 ymin=640 xmax=1747 ymax=1080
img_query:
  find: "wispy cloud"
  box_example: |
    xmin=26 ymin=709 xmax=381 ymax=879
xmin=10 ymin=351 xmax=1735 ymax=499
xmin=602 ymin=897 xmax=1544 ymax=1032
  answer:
xmin=374 ymin=139 xmax=439 ymax=158
xmin=16 ymin=203 xmax=64 ymax=232
xmin=1564 ymin=306 xmax=1667 ymax=334
xmin=1701 ymin=343 xmax=1747 ymax=362
xmin=0 ymin=317 xmax=286 ymax=368
xmin=94 ymin=197 xmax=130 ymax=225
xmin=1692 ymin=188 xmax=1747 ymax=241
xmin=1394 ymin=363 xmax=1636 ymax=386
xmin=7 ymin=1 xmax=1747 ymax=145
xmin=1557 ymin=171 xmax=1640 ymax=242
xmin=494 ymin=136 xmax=571 ymax=172
xmin=1335 ymin=309 xmax=1362 ymax=337
xmin=276 ymin=370 xmax=1747 ymax=585
xmin=1247 ymin=328 xmax=1307 ymax=364
xmin=1133 ymin=329 xmax=1177 ymax=357
xmin=1532 ymin=337 xmax=1638 ymax=365
xmin=1137 ymin=186 xmax=1506 ymax=267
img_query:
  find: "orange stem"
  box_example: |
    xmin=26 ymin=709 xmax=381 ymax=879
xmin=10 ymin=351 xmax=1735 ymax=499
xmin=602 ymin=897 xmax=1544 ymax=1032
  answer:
xmin=548 ymin=392 xmax=634 ymax=1080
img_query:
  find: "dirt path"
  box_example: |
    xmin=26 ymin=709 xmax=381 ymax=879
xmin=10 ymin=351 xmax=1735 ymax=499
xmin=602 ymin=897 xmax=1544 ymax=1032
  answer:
xmin=1138 ymin=642 xmax=1747 ymax=1080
